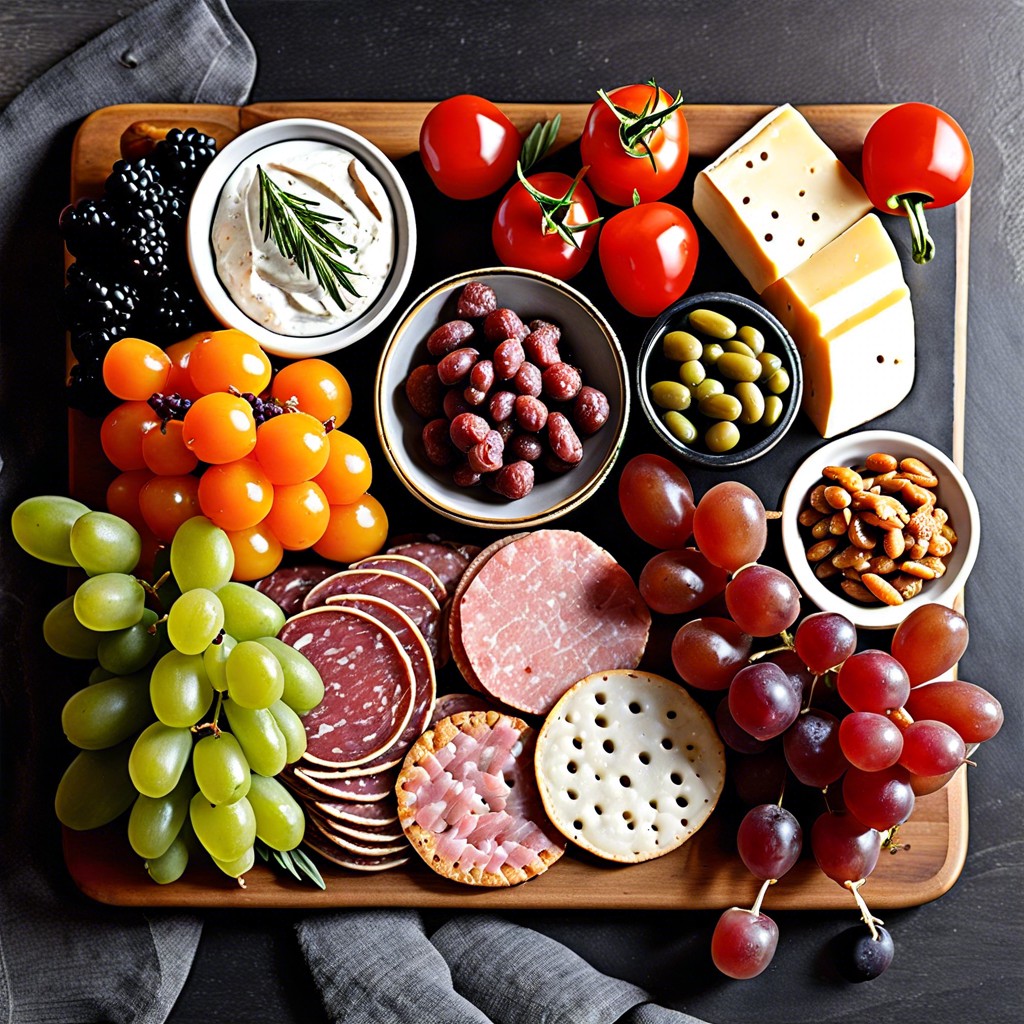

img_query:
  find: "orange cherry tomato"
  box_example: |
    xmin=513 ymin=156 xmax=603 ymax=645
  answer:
xmin=188 ymin=329 xmax=272 ymax=396
xmin=197 ymin=458 xmax=274 ymax=532
xmin=164 ymin=335 xmax=205 ymax=401
xmin=312 ymin=494 xmax=388 ymax=563
xmin=141 ymin=419 xmax=199 ymax=476
xmin=313 ymin=430 xmax=372 ymax=505
xmin=271 ymin=359 xmax=352 ymax=427
xmin=138 ymin=474 xmax=201 ymax=542
xmin=102 ymin=337 xmax=171 ymax=401
xmin=100 ymin=400 xmax=162 ymax=471
xmin=265 ymin=481 xmax=330 ymax=550
xmin=253 ymin=412 xmax=330 ymax=485
xmin=106 ymin=468 xmax=155 ymax=532
xmin=225 ymin=523 xmax=284 ymax=582
xmin=182 ymin=393 xmax=257 ymax=464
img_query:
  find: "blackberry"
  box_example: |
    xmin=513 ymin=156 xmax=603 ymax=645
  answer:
xmin=105 ymin=157 xmax=162 ymax=206
xmin=153 ymin=128 xmax=217 ymax=187
xmin=148 ymin=392 xmax=192 ymax=421
xmin=63 ymin=263 xmax=139 ymax=334
xmin=146 ymin=280 xmax=203 ymax=341
xmin=59 ymin=197 xmax=119 ymax=261
xmin=120 ymin=210 xmax=170 ymax=281
xmin=69 ymin=327 xmax=117 ymax=363
xmin=66 ymin=361 xmax=117 ymax=417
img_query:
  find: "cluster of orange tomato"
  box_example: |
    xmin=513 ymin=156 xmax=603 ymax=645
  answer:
xmin=99 ymin=330 xmax=387 ymax=580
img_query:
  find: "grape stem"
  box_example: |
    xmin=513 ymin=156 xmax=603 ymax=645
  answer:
xmin=192 ymin=691 xmax=225 ymax=737
xmin=750 ymin=877 xmax=776 ymax=917
xmin=844 ymin=879 xmax=883 ymax=941
xmin=140 ymin=570 xmax=173 ymax=614
xmin=801 ymin=673 xmax=820 ymax=713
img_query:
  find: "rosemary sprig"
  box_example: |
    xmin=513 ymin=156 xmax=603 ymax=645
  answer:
xmin=257 ymin=165 xmax=363 ymax=309
xmin=519 ymin=114 xmax=562 ymax=173
xmin=254 ymin=837 xmax=326 ymax=890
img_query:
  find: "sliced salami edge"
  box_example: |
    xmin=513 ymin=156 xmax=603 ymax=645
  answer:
xmin=302 ymin=827 xmax=410 ymax=872
xmin=286 ymin=765 xmax=397 ymax=803
xmin=308 ymin=813 xmax=409 ymax=857
xmin=348 ymin=553 xmax=447 ymax=604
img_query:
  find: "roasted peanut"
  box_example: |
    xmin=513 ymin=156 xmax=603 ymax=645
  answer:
xmin=865 ymin=452 xmax=899 ymax=473
xmin=823 ymin=465 xmax=864 ymax=491
xmin=841 ymin=579 xmax=876 ymax=603
xmin=861 ymin=573 xmax=904 ymax=606
xmin=799 ymin=507 xmax=826 ymax=527
xmin=825 ymin=485 xmax=852 ymax=509
xmin=883 ymin=528 xmax=906 ymax=560
xmin=920 ymin=556 xmax=948 ymax=578
xmin=867 ymin=554 xmax=899 ymax=575
xmin=833 ymin=545 xmax=872 ymax=571
xmin=809 ymin=484 xmax=831 ymax=513
xmin=900 ymin=560 xmax=939 ymax=580
xmin=900 ymin=457 xmax=938 ymax=482
xmin=830 ymin=509 xmax=853 ymax=535
xmin=848 ymin=515 xmax=878 ymax=550
xmin=807 ymin=537 xmax=841 ymax=562
xmin=811 ymin=517 xmax=832 ymax=540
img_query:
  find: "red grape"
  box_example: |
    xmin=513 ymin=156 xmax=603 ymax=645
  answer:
xmin=794 ymin=611 xmax=857 ymax=675
xmin=618 ymin=454 xmax=695 ymax=549
xmin=839 ymin=712 xmax=904 ymax=771
xmin=909 ymin=766 xmax=960 ymax=796
xmin=837 ymin=925 xmax=895 ymax=982
xmin=843 ymin=766 xmax=915 ymax=831
xmin=737 ymin=803 xmax=803 ymax=880
xmin=729 ymin=662 xmax=802 ymax=740
xmin=904 ymin=680 xmax=1003 ymax=744
xmin=711 ymin=907 xmax=779 ymax=979
xmin=890 ymin=604 xmax=969 ymax=686
xmin=638 ymin=548 xmax=728 ymax=615
xmin=783 ymin=709 xmax=849 ymax=787
xmin=671 ymin=617 xmax=752 ymax=691
xmin=692 ymin=481 xmax=767 ymax=572
xmin=836 ymin=651 xmax=911 ymax=713
xmin=811 ymin=812 xmax=882 ymax=884
xmin=731 ymin=749 xmax=788 ymax=806
xmin=716 ymin=697 xmax=769 ymax=754
xmin=725 ymin=565 xmax=801 ymax=637
xmin=898 ymin=719 xmax=966 ymax=776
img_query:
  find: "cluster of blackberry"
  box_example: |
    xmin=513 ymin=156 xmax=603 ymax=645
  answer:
xmin=60 ymin=128 xmax=218 ymax=415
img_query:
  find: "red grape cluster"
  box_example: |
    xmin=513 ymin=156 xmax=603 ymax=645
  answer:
xmin=617 ymin=453 xmax=1004 ymax=982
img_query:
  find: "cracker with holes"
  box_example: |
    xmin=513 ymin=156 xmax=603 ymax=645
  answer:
xmin=535 ymin=670 xmax=726 ymax=863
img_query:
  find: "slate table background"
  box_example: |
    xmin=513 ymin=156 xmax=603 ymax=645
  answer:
xmin=1 ymin=1 xmax=1021 ymax=1022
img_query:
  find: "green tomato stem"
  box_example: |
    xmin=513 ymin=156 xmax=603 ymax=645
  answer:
xmin=890 ymin=194 xmax=937 ymax=264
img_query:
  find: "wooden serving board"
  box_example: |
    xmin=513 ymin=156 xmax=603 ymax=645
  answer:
xmin=62 ymin=101 xmax=969 ymax=910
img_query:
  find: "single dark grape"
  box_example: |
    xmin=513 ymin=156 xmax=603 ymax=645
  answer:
xmin=837 ymin=924 xmax=895 ymax=982
xmin=737 ymin=803 xmax=803 ymax=880
xmin=783 ymin=709 xmax=849 ymax=787
xmin=729 ymin=662 xmax=801 ymax=740
xmin=716 ymin=697 xmax=769 ymax=755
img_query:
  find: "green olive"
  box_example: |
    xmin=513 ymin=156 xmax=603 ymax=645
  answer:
xmin=702 ymin=342 xmax=725 ymax=366
xmin=663 ymin=330 xmax=703 ymax=362
xmin=693 ymin=378 xmax=725 ymax=402
xmin=679 ymin=359 xmax=706 ymax=388
xmin=762 ymin=394 xmax=784 ymax=426
xmin=717 ymin=352 xmax=763 ymax=383
xmin=705 ymin=421 xmax=741 ymax=453
xmin=698 ymin=393 xmax=743 ymax=421
xmin=737 ymin=325 xmax=765 ymax=356
xmin=688 ymin=308 xmax=736 ymax=339
xmin=764 ymin=367 xmax=791 ymax=394
xmin=757 ymin=352 xmax=782 ymax=376
xmin=734 ymin=382 xmax=765 ymax=425
xmin=724 ymin=339 xmax=757 ymax=359
xmin=663 ymin=411 xmax=698 ymax=445
xmin=651 ymin=380 xmax=691 ymax=411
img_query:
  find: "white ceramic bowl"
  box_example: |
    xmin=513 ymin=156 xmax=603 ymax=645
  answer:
xmin=186 ymin=117 xmax=416 ymax=358
xmin=780 ymin=430 xmax=980 ymax=630
xmin=376 ymin=268 xmax=629 ymax=529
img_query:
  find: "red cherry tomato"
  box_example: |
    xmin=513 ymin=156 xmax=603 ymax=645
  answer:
xmin=580 ymin=82 xmax=689 ymax=206
xmin=599 ymin=202 xmax=699 ymax=318
xmin=861 ymin=103 xmax=973 ymax=264
xmin=419 ymin=95 xmax=521 ymax=200
xmin=492 ymin=170 xmax=601 ymax=280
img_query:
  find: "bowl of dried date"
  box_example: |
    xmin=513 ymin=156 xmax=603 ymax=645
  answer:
xmin=780 ymin=430 xmax=980 ymax=629
xmin=375 ymin=267 xmax=630 ymax=529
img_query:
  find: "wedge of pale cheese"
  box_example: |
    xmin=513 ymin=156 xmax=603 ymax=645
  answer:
xmin=693 ymin=104 xmax=873 ymax=293
xmin=762 ymin=214 xmax=915 ymax=438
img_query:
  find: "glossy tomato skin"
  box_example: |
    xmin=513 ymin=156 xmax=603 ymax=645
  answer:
xmin=491 ymin=172 xmax=600 ymax=280
xmin=580 ymin=84 xmax=689 ymax=206
xmin=861 ymin=102 xmax=974 ymax=212
xmin=599 ymin=202 xmax=699 ymax=318
xmin=419 ymin=95 xmax=521 ymax=200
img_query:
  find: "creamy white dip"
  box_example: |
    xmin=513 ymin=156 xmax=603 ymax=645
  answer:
xmin=211 ymin=139 xmax=394 ymax=337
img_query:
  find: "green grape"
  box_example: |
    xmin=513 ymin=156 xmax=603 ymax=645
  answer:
xmin=202 ymin=634 xmax=237 ymax=692
xmin=193 ymin=732 xmax=251 ymax=805
xmin=222 ymin=701 xmax=287 ymax=777
xmin=217 ymin=582 xmax=285 ymax=642
xmin=129 ymin=722 xmax=193 ymax=798
xmin=145 ymin=832 xmax=190 ymax=884
xmin=166 ymin=588 xmax=224 ymax=656
xmin=88 ymin=666 xmax=116 ymax=684
xmin=189 ymin=792 xmax=256 ymax=863
xmin=62 ymin=672 xmax=154 ymax=749
xmin=268 ymin=700 xmax=307 ymax=764
xmin=73 ymin=573 xmax=146 ymax=632
xmin=69 ymin=511 xmax=141 ymax=576
xmin=11 ymin=495 xmax=90 ymax=566
xmin=225 ymin=640 xmax=284 ymax=710
xmin=170 ymin=516 xmax=235 ymax=592
xmin=149 ymin=650 xmax=214 ymax=728
xmin=97 ymin=608 xmax=161 ymax=675
xmin=43 ymin=596 xmax=102 ymax=660
xmin=211 ymin=844 xmax=255 ymax=880
xmin=247 ymin=773 xmax=304 ymax=851
xmin=55 ymin=740 xmax=136 ymax=830
xmin=255 ymin=636 xmax=324 ymax=713
xmin=127 ymin=768 xmax=194 ymax=859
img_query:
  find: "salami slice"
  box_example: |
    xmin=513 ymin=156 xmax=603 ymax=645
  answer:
xmin=397 ymin=710 xmax=565 ymax=887
xmin=302 ymin=826 xmax=410 ymax=872
xmin=307 ymin=813 xmax=409 ymax=857
xmin=349 ymin=554 xmax=447 ymax=604
xmin=312 ymin=798 xmax=399 ymax=827
xmin=279 ymin=607 xmax=416 ymax=768
xmin=255 ymin=564 xmax=333 ymax=616
xmin=456 ymin=530 xmax=652 ymax=716
xmin=387 ymin=542 xmax=471 ymax=591
xmin=308 ymin=807 xmax=405 ymax=844
xmin=284 ymin=765 xmax=398 ymax=803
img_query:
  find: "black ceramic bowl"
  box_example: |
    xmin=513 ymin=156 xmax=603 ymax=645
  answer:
xmin=636 ymin=291 xmax=803 ymax=468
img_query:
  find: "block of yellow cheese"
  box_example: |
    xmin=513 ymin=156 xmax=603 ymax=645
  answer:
xmin=693 ymin=105 xmax=873 ymax=294
xmin=762 ymin=214 xmax=915 ymax=438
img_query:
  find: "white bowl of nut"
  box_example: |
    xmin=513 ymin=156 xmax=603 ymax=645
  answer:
xmin=375 ymin=267 xmax=629 ymax=529
xmin=780 ymin=430 xmax=981 ymax=630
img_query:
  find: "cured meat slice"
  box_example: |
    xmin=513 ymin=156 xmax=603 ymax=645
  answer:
xmin=284 ymin=765 xmax=398 ymax=803
xmin=309 ymin=808 xmax=405 ymax=844
xmin=387 ymin=541 xmax=471 ymax=591
xmin=254 ymin=564 xmax=333 ymax=616
xmin=304 ymin=569 xmax=443 ymax=661
xmin=279 ymin=608 xmax=415 ymax=768
xmin=308 ymin=813 xmax=409 ymax=856
xmin=302 ymin=825 xmax=410 ymax=872
xmin=428 ymin=691 xmax=496 ymax=728
xmin=456 ymin=530 xmax=651 ymax=715
xmin=396 ymin=710 xmax=565 ymax=887
xmin=349 ymin=554 xmax=447 ymax=604
xmin=312 ymin=799 xmax=397 ymax=826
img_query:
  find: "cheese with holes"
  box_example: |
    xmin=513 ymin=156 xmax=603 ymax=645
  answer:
xmin=693 ymin=104 xmax=873 ymax=293
xmin=762 ymin=214 xmax=915 ymax=438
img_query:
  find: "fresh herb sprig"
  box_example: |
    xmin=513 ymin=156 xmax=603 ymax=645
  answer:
xmin=516 ymin=161 xmax=602 ymax=249
xmin=254 ymin=837 xmax=326 ymax=890
xmin=519 ymin=114 xmax=562 ymax=174
xmin=597 ymin=79 xmax=685 ymax=173
xmin=257 ymin=165 xmax=363 ymax=309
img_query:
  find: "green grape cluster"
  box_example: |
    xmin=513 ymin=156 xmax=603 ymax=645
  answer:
xmin=12 ymin=495 xmax=325 ymax=886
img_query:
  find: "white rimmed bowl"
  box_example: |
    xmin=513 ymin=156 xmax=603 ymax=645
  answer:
xmin=186 ymin=117 xmax=416 ymax=358
xmin=780 ymin=430 xmax=980 ymax=630
xmin=375 ymin=267 xmax=629 ymax=530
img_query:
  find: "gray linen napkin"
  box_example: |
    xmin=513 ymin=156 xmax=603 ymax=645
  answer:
xmin=0 ymin=2 xmax=253 ymax=1021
